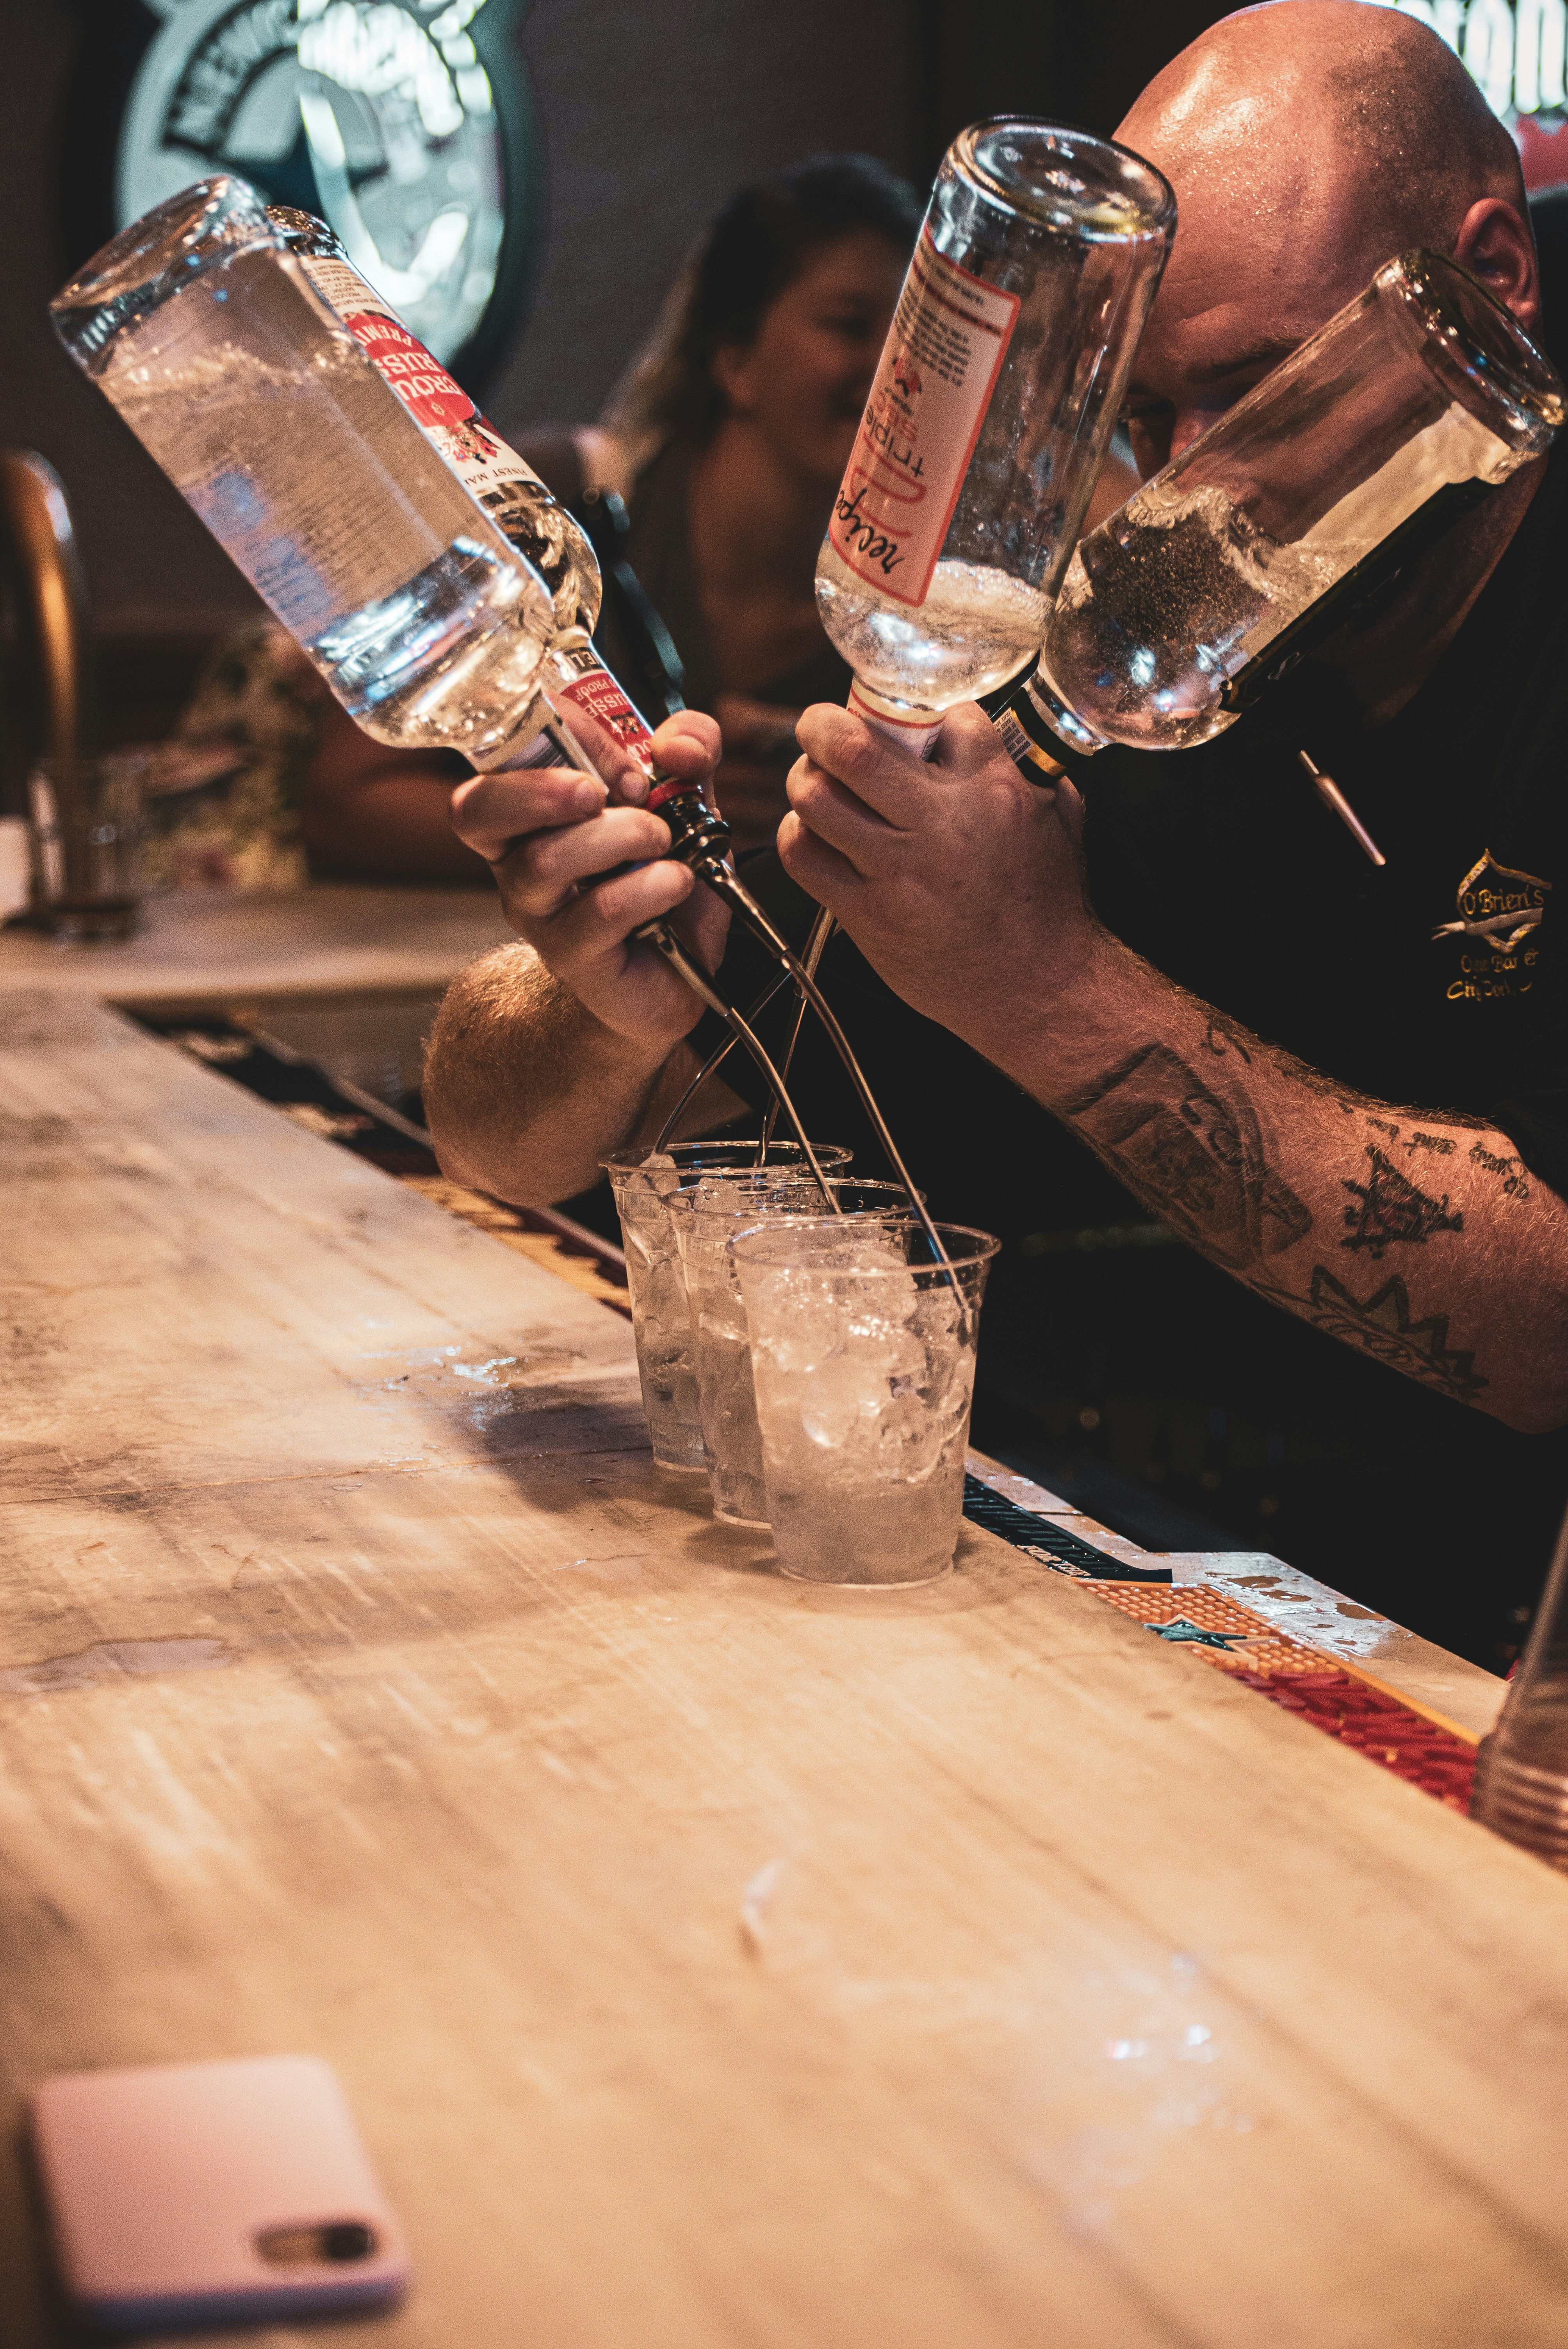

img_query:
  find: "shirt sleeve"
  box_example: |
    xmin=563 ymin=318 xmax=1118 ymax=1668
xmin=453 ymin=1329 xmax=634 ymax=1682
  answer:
xmin=1487 ymin=891 xmax=1568 ymax=1202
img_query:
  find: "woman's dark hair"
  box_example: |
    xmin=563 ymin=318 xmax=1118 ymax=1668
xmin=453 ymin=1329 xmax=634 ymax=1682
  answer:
xmin=602 ymin=154 xmax=921 ymax=460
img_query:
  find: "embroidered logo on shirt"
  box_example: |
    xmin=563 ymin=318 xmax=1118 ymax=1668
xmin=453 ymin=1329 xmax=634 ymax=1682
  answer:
xmin=1433 ymin=848 xmax=1550 ymax=1000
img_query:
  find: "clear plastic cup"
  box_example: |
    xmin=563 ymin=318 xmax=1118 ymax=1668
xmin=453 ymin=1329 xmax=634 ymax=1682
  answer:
xmin=733 ymin=1221 xmax=999 ymax=1584
xmin=602 ymin=1141 xmax=850 ymax=1472
xmin=672 ymin=1178 xmax=916 ymax=1526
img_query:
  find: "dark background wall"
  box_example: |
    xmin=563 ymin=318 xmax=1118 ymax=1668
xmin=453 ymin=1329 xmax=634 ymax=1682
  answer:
xmin=0 ymin=0 xmax=1230 ymax=667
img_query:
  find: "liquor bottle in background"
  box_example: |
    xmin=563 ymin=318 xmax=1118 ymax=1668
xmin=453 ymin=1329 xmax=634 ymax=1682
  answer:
xmin=816 ymin=118 xmax=1175 ymax=754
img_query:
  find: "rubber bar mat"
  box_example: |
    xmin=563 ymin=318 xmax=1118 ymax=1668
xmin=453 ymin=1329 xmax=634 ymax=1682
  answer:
xmin=1086 ymin=1581 xmax=1479 ymax=1811
xmin=961 ymin=1474 xmax=1174 ymax=1583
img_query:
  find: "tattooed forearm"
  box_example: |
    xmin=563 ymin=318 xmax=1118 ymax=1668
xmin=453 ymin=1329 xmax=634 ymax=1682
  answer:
xmin=1066 ymin=1045 xmax=1312 ymax=1272
xmin=1017 ymin=937 xmax=1564 ymax=1425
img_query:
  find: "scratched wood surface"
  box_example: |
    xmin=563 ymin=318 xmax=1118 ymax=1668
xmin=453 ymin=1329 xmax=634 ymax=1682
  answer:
xmin=4 ymin=990 xmax=1568 ymax=2349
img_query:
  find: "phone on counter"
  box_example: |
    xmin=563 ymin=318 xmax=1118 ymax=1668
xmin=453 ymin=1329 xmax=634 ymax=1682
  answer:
xmin=31 ymin=2053 xmax=410 ymax=2334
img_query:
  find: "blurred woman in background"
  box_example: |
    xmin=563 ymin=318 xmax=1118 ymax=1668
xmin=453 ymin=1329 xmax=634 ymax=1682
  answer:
xmin=522 ymin=153 xmax=920 ymax=858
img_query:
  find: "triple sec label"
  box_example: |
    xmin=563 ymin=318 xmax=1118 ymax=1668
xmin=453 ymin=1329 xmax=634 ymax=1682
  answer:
xmin=828 ymin=227 xmax=1019 ymax=608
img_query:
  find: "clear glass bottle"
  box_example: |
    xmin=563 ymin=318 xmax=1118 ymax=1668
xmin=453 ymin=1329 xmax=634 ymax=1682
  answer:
xmin=815 ymin=118 xmax=1175 ymax=751
xmin=1472 ymin=1502 xmax=1568 ymax=1870
xmin=52 ymin=176 xmax=690 ymax=805
xmin=1015 ymin=250 xmax=1563 ymax=761
xmin=266 ymin=205 xmax=602 ymax=641
xmin=51 ymin=176 xmax=557 ymax=772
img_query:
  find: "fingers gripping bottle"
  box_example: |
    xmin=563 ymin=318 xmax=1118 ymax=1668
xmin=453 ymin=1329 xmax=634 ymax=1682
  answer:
xmin=816 ymin=118 xmax=1175 ymax=755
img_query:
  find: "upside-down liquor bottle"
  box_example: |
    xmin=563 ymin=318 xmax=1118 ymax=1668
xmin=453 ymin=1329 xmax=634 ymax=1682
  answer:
xmin=816 ymin=117 xmax=1174 ymax=755
xmin=51 ymin=176 xmax=723 ymax=867
xmin=1001 ymin=249 xmax=1562 ymax=766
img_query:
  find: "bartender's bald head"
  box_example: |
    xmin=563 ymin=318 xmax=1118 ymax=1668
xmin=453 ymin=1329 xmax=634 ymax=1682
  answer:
xmin=1117 ymin=0 xmax=1538 ymax=471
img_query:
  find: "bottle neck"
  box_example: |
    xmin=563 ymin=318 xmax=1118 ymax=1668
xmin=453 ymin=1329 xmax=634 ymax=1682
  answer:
xmin=846 ymin=680 xmax=945 ymax=759
xmin=1022 ymin=672 xmax=1104 ymax=758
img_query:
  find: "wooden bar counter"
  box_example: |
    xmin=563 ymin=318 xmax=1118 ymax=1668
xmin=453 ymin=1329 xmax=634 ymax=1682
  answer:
xmin=6 ymin=982 xmax=1568 ymax=2347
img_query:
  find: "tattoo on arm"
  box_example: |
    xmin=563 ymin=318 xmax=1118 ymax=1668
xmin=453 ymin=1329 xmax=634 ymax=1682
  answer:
xmin=1201 ymin=1013 xmax=1252 ymax=1065
xmin=1258 ymin=1266 xmax=1487 ymax=1403
xmin=1340 ymin=1146 xmax=1463 ymax=1258
xmin=1066 ymin=1044 xmax=1311 ymax=1272
xmin=1469 ymin=1139 xmax=1531 ymax=1199
xmin=1065 ymin=1032 xmax=1491 ymax=1404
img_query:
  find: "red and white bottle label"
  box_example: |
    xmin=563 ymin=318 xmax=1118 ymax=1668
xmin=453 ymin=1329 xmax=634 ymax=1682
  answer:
xmin=828 ymin=226 xmax=1019 ymax=609
xmin=550 ymin=644 xmax=654 ymax=766
xmin=296 ymin=255 xmax=545 ymax=504
xmin=514 ymin=642 xmax=655 ymax=774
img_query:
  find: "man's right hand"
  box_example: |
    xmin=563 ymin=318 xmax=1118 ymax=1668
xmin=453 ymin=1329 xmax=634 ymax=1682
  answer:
xmin=450 ymin=710 xmax=732 ymax=1048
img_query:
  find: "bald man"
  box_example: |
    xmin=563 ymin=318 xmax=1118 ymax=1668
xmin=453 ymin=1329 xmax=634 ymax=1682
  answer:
xmin=422 ymin=2 xmax=1568 ymax=1666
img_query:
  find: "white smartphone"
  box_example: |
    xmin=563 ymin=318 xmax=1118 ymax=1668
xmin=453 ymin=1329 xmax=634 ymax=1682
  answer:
xmin=31 ymin=2053 xmax=410 ymax=2333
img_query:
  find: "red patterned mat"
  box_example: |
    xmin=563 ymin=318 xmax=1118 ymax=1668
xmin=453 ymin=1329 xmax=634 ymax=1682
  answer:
xmin=1083 ymin=1583 xmax=1478 ymax=1812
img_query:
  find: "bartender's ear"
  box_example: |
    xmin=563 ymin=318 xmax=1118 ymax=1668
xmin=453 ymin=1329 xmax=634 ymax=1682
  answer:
xmin=1452 ymin=198 xmax=1541 ymax=333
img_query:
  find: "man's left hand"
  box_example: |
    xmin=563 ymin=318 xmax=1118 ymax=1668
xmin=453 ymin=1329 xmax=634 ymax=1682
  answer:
xmin=779 ymin=701 xmax=1101 ymax=1055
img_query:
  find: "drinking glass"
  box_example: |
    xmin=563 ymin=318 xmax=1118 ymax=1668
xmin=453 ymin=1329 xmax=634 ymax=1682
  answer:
xmin=1471 ymin=1499 xmax=1568 ymax=1869
xmin=603 ymin=1141 xmax=850 ymax=1472
xmin=673 ymin=1177 xmax=914 ymax=1526
xmin=733 ymin=1221 xmax=999 ymax=1584
xmin=29 ymin=752 xmax=146 ymax=939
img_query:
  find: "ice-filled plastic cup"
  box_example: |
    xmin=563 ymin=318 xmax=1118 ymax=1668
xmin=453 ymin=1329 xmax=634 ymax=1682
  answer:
xmin=733 ymin=1221 xmax=999 ymax=1584
xmin=672 ymin=1178 xmax=916 ymax=1526
xmin=603 ymin=1141 xmax=850 ymax=1471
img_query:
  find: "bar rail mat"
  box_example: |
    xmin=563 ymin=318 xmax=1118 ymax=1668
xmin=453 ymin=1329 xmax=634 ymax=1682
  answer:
xmin=1085 ymin=1582 xmax=1479 ymax=1811
xmin=961 ymin=1474 xmax=1173 ymax=1583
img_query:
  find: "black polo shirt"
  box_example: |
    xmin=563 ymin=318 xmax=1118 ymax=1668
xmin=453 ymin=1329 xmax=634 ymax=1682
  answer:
xmin=697 ymin=446 xmax=1568 ymax=1666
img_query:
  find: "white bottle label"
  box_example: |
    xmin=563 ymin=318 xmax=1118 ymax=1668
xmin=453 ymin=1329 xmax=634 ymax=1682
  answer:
xmin=296 ymin=255 xmax=547 ymax=510
xmin=828 ymin=226 xmax=1020 ymax=609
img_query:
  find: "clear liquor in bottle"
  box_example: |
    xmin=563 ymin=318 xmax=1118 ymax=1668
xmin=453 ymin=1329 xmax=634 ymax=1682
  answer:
xmin=816 ymin=118 xmax=1175 ymax=752
xmin=52 ymin=178 xmax=558 ymax=772
xmin=1017 ymin=250 xmax=1563 ymax=760
xmin=267 ymin=206 xmax=602 ymax=641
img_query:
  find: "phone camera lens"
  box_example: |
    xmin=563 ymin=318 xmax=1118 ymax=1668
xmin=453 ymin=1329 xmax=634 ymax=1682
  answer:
xmin=322 ymin=2222 xmax=377 ymax=2262
xmin=255 ymin=2219 xmax=379 ymax=2265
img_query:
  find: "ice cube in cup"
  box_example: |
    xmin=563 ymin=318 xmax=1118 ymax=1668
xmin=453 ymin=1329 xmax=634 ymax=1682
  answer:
xmin=674 ymin=1177 xmax=916 ymax=1527
xmin=733 ymin=1221 xmax=998 ymax=1584
xmin=602 ymin=1141 xmax=851 ymax=1473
